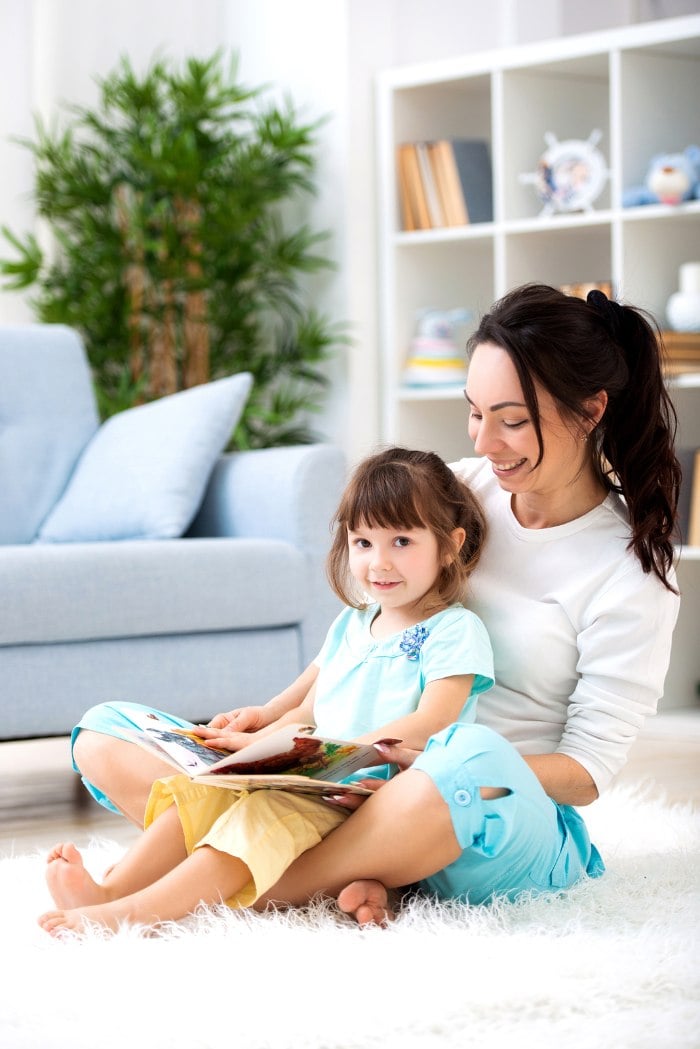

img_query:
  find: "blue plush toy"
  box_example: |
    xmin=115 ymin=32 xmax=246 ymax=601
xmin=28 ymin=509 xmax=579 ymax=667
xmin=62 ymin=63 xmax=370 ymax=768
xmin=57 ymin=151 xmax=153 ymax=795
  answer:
xmin=622 ymin=145 xmax=700 ymax=207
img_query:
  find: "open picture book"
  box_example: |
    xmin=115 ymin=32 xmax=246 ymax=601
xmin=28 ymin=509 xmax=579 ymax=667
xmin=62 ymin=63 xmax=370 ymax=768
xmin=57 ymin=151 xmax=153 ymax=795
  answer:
xmin=125 ymin=711 xmax=380 ymax=797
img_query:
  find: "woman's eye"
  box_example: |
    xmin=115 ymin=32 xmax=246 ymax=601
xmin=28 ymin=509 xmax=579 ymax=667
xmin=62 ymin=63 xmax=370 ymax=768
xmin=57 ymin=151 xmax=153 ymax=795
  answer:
xmin=503 ymin=420 xmax=528 ymax=429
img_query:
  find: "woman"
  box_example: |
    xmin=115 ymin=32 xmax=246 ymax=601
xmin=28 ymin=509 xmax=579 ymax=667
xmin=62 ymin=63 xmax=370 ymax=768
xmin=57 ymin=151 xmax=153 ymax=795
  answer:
xmin=69 ymin=283 xmax=681 ymax=923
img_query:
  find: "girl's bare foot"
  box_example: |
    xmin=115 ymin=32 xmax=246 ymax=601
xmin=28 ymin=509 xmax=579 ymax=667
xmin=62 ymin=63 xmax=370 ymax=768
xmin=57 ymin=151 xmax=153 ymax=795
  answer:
xmin=38 ymin=900 xmax=125 ymax=936
xmin=337 ymin=879 xmax=396 ymax=926
xmin=45 ymin=842 xmax=107 ymax=909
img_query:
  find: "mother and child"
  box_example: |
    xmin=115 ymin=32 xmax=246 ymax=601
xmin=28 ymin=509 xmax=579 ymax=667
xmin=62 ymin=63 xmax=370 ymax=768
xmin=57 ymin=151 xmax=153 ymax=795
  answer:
xmin=40 ymin=282 xmax=681 ymax=933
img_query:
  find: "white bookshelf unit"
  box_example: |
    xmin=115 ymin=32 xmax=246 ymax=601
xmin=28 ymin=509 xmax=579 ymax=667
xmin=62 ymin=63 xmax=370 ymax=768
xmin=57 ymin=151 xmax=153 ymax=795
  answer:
xmin=376 ymin=15 xmax=700 ymax=711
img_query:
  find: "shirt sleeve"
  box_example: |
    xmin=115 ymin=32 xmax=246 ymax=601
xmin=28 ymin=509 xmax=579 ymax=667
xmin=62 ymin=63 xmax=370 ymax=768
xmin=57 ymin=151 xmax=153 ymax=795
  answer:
xmin=420 ymin=608 xmax=495 ymax=699
xmin=557 ymin=562 xmax=680 ymax=793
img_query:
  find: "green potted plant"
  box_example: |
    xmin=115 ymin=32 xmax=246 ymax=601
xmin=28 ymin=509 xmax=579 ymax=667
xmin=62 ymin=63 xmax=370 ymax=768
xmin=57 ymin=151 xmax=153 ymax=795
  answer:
xmin=1 ymin=52 xmax=344 ymax=447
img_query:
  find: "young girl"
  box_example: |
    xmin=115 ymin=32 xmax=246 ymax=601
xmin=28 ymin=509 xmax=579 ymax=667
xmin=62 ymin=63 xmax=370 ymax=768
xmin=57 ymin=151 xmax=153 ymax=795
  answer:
xmin=39 ymin=446 xmax=494 ymax=934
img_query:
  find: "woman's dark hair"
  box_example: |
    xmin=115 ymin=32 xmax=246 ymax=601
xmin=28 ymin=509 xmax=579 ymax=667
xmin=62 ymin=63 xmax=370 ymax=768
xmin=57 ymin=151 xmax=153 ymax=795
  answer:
xmin=467 ymin=283 xmax=681 ymax=591
xmin=327 ymin=446 xmax=487 ymax=612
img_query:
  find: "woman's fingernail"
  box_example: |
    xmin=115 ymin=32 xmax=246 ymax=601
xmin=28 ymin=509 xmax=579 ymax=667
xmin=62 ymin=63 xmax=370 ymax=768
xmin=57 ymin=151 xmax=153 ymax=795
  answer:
xmin=373 ymin=738 xmax=403 ymax=746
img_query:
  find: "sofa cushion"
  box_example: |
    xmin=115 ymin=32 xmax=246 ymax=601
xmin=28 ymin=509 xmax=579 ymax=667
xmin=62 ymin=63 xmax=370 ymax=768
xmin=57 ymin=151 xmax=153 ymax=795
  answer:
xmin=37 ymin=373 xmax=252 ymax=543
xmin=0 ymin=538 xmax=307 ymax=645
xmin=0 ymin=325 xmax=99 ymax=544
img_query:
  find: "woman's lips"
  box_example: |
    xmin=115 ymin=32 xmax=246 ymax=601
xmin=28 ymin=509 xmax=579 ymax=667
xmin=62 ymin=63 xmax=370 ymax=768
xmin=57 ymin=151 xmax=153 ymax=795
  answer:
xmin=491 ymin=457 xmax=527 ymax=474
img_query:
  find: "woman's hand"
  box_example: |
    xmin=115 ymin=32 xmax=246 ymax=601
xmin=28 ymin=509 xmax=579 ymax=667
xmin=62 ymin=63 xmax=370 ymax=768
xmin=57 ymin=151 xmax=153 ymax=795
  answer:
xmin=373 ymin=740 xmax=422 ymax=770
xmin=322 ymin=741 xmax=423 ymax=810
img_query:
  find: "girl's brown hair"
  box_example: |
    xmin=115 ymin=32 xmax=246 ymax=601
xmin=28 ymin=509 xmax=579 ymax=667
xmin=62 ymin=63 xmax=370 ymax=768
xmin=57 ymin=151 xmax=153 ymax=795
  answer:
xmin=327 ymin=446 xmax=486 ymax=612
xmin=468 ymin=283 xmax=681 ymax=592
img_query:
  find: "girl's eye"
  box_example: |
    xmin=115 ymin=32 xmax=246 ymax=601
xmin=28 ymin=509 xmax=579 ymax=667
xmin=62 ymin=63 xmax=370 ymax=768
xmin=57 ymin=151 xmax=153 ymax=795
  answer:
xmin=394 ymin=536 xmax=411 ymax=548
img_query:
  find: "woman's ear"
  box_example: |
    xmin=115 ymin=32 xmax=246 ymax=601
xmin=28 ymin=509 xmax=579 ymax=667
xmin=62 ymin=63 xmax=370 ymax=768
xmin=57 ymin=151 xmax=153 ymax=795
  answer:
xmin=585 ymin=389 xmax=608 ymax=429
xmin=443 ymin=527 xmax=466 ymax=565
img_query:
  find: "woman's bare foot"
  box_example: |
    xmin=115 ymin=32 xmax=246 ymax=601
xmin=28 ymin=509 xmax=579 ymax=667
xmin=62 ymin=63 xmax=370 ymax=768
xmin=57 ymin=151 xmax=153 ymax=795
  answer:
xmin=337 ymin=879 xmax=396 ymax=926
xmin=45 ymin=842 xmax=107 ymax=909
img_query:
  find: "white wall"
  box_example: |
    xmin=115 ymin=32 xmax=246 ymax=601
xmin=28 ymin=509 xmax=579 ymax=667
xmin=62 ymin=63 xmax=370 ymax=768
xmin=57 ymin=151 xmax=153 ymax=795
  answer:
xmin=0 ymin=1 xmax=37 ymax=322
xmin=0 ymin=0 xmax=694 ymax=460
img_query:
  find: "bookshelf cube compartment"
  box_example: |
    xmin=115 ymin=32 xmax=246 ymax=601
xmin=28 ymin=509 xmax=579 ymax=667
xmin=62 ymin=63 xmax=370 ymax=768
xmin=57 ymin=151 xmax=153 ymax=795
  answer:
xmin=620 ymin=209 xmax=700 ymax=322
xmin=619 ymin=41 xmax=700 ymax=196
xmin=501 ymin=55 xmax=611 ymax=222
xmin=503 ymin=222 xmax=612 ymax=294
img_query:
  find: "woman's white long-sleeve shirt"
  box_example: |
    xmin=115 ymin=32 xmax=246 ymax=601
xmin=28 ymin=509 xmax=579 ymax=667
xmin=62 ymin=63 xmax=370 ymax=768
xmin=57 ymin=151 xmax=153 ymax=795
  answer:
xmin=451 ymin=457 xmax=680 ymax=793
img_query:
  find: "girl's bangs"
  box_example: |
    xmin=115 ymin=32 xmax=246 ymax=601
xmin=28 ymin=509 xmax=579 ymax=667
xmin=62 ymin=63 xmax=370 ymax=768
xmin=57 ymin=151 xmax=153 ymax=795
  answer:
xmin=345 ymin=472 xmax=427 ymax=532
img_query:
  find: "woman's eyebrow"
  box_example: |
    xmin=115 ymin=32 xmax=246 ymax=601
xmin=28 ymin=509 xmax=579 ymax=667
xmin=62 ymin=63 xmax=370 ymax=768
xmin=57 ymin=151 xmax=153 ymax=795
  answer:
xmin=464 ymin=391 xmax=527 ymax=411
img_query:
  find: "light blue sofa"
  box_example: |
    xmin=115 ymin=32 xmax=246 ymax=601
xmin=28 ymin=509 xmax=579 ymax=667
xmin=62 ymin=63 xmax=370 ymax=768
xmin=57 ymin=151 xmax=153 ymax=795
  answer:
xmin=0 ymin=324 xmax=344 ymax=740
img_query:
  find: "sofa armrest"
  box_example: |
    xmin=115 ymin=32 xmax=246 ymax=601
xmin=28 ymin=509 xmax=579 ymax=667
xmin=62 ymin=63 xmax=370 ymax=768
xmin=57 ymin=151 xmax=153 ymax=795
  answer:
xmin=188 ymin=445 xmax=346 ymax=664
xmin=188 ymin=444 xmax=346 ymax=549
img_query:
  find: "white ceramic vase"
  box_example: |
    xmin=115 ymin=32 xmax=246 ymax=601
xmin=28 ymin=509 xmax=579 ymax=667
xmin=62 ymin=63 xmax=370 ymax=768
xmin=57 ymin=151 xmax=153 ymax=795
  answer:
xmin=667 ymin=263 xmax=700 ymax=333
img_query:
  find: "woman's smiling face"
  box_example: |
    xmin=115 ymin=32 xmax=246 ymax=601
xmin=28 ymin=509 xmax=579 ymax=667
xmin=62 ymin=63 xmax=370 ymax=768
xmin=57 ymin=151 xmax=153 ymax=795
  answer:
xmin=465 ymin=340 xmax=588 ymax=500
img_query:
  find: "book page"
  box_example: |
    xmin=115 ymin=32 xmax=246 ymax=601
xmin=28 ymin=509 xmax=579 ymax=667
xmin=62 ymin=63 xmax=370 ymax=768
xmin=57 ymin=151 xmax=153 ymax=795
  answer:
xmin=201 ymin=723 xmax=380 ymax=780
xmin=124 ymin=713 xmax=381 ymax=783
xmin=192 ymin=772 xmax=373 ymax=797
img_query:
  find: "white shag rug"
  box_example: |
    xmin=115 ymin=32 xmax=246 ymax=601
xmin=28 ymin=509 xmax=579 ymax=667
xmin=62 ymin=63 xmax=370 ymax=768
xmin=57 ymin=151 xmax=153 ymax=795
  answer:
xmin=1 ymin=785 xmax=698 ymax=1049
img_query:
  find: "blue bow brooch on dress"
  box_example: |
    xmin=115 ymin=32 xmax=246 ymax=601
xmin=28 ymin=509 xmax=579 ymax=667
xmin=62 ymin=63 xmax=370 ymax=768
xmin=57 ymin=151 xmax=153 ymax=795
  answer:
xmin=399 ymin=624 xmax=429 ymax=660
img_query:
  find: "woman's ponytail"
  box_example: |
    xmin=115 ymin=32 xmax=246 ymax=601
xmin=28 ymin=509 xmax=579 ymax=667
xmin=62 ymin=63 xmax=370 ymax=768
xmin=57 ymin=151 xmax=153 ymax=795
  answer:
xmin=587 ymin=290 xmax=681 ymax=590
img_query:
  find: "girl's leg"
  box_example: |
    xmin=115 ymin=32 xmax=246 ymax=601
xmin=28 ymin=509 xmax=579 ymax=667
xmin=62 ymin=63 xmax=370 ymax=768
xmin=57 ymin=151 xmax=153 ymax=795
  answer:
xmin=40 ymin=844 xmax=253 ymax=935
xmin=257 ymin=767 xmax=462 ymax=909
xmin=73 ymin=730 xmax=173 ymax=825
xmin=45 ymin=801 xmax=189 ymax=909
xmin=259 ymin=724 xmax=592 ymax=923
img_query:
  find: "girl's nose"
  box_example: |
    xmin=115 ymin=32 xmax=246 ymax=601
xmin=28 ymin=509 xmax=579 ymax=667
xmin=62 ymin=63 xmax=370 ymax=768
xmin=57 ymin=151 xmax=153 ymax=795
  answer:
xmin=370 ymin=547 xmax=392 ymax=572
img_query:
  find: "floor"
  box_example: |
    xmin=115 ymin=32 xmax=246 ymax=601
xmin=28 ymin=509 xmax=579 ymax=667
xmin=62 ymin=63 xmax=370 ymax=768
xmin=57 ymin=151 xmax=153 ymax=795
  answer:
xmin=1 ymin=710 xmax=698 ymax=859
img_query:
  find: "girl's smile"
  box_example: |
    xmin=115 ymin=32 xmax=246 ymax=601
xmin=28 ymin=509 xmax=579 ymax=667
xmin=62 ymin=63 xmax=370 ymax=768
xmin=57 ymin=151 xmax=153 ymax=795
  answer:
xmin=347 ymin=523 xmax=445 ymax=631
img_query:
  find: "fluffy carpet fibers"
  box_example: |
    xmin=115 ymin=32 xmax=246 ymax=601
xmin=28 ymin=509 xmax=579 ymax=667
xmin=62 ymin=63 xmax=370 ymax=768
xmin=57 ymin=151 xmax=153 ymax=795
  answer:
xmin=1 ymin=786 xmax=698 ymax=1049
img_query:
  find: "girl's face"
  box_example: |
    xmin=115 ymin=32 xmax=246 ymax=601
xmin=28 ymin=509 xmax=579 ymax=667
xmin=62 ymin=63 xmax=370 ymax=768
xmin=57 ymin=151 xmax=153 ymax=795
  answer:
xmin=347 ymin=522 xmax=445 ymax=620
xmin=465 ymin=341 xmax=589 ymax=500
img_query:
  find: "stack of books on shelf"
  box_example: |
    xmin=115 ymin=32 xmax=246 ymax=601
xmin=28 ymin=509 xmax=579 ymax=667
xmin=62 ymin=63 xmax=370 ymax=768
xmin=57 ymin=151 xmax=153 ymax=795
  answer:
xmin=662 ymin=331 xmax=700 ymax=376
xmin=396 ymin=139 xmax=493 ymax=231
xmin=677 ymin=448 xmax=700 ymax=547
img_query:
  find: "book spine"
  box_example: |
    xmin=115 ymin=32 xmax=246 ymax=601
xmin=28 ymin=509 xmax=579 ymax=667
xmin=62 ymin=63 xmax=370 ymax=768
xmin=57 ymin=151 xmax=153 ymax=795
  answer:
xmin=435 ymin=140 xmax=469 ymax=226
xmin=396 ymin=143 xmax=417 ymax=231
xmin=449 ymin=138 xmax=493 ymax=224
xmin=689 ymin=450 xmax=700 ymax=547
xmin=415 ymin=141 xmax=444 ymax=228
xmin=396 ymin=142 xmax=430 ymax=228
xmin=428 ymin=141 xmax=460 ymax=227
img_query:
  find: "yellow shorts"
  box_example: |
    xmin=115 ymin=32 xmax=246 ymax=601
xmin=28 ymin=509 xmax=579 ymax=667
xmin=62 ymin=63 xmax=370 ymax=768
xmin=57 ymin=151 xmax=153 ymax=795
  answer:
xmin=146 ymin=775 xmax=348 ymax=908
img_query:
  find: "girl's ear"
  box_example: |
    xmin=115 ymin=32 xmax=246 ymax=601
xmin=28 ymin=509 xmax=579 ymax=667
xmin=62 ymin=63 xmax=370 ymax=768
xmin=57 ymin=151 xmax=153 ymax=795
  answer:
xmin=443 ymin=527 xmax=466 ymax=565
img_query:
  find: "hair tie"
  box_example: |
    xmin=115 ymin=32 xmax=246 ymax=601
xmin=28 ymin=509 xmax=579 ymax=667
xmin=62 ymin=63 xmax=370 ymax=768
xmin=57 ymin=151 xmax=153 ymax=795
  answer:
xmin=587 ymin=289 xmax=625 ymax=338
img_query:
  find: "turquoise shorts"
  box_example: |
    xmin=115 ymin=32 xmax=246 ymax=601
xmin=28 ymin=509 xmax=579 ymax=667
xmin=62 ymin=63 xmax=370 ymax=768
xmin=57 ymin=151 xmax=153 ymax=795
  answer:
xmin=72 ymin=701 xmax=196 ymax=814
xmin=73 ymin=704 xmax=604 ymax=900
xmin=412 ymin=722 xmax=604 ymax=903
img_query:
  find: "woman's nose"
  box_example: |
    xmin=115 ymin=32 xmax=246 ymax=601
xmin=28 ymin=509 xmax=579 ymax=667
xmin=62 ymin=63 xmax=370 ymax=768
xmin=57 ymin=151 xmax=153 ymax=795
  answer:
xmin=473 ymin=418 xmax=499 ymax=455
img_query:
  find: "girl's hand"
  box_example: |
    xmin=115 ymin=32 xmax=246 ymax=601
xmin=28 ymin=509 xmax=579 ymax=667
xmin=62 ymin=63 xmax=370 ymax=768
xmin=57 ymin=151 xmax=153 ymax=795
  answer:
xmin=207 ymin=706 xmax=270 ymax=733
xmin=188 ymin=723 xmax=259 ymax=752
